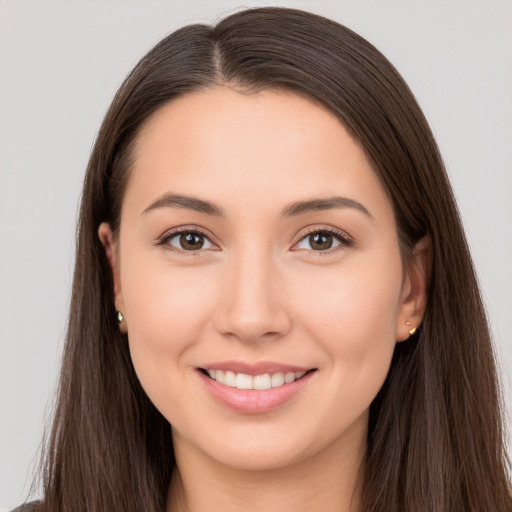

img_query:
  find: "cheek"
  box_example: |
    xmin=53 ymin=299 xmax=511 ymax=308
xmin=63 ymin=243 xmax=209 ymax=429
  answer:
xmin=123 ymin=256 xmax=216 ymax=338
xmin=120 ymin=256 xmax=218 ymax=401
xmin=295 ymin=253 xmax=402 ymax=335
xmin=292 ymin=255 xmax=402 ymax=394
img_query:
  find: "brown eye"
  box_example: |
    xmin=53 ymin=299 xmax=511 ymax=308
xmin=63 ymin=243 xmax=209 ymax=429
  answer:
xmin=166 ymin=231 xmax=214 ymax=252
xmin=180 ymin=233 xmax=204 ymax=250
xmin=309 ymin=232 xmax=333 ymax=250
xmin=295 ymin=230 xmax=349 ymax=252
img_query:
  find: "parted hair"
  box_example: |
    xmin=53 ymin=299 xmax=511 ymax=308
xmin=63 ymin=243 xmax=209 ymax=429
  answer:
xmin=26 ymin=7 xmax=510 ymax=512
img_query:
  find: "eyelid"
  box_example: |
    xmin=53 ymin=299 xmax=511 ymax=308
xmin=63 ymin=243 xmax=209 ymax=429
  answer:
xmin=156 ymin=225 xmax=220 ymax=255
xmin=155 ymin=224 xmax=354 ymax=256
xmin=291 ymin=225 xmax=354 ymax=255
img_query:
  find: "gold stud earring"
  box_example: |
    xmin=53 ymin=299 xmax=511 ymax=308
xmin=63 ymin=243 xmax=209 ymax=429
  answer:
xmin=406 ymin=321 xmax=416 ymax=336
xmin=117 ymin=311 xmax=124 ymax=324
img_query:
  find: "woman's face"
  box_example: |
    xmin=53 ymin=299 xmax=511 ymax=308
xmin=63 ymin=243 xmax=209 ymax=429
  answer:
xmin=100 ymin=87 xmax=425 ymax=471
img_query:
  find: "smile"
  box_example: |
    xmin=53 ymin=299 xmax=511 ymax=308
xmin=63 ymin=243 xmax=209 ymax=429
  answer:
xmin=198 ymin=364 xmax=317 ymax=413
xmin=204 ymin=369 xmax=308 ymax=390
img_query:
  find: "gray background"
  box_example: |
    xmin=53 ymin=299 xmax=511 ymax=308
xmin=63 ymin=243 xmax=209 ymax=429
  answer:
xmin=1 ymin=1 xmax=511 ymax=509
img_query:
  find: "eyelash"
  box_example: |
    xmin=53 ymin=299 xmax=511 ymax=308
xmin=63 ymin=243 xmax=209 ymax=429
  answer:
xmin=157 ymin=226 xmax=353 ymax=256
xmin=294 ymin=227 xmax=354 ymax=256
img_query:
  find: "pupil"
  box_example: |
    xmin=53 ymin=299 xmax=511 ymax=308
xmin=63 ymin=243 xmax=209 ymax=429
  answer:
xmin=181 ymin=233 xmax=203 ymax=250
xmin=311 ymin=233 xmax=333 ymax=250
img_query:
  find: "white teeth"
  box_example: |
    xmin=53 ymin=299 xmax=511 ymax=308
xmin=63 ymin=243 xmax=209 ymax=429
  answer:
xmin=284 ymin=372 xmax=296 ymax=384
xmin=271 ymin=372 xmax=285 ymax=388
xmin=253 ymin=374 xmax=272 ymax=390
xmin=206 ymin=369 xmax=308 ymax=390
xmin=224 ymin=370 xmax=236 ymax=387
xmin=235 ymin=373 xmax=253 ymax=390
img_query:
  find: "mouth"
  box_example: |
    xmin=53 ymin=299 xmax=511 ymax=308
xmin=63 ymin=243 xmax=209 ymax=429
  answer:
xmin=199 ymin=368 xmax=316 ymax=390
xmin=196 ymin=361 xmax=318 ymax=413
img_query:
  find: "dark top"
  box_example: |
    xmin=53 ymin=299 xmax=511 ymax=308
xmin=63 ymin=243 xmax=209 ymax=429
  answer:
xmin=11 ymin=502 xmax=41 ymax=512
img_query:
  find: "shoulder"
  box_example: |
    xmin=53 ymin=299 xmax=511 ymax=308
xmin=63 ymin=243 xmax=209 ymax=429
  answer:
xmin=11 ymin=502 xmax=42 ymax=512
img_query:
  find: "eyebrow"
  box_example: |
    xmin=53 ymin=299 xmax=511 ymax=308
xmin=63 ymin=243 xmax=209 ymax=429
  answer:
xmin=142 ymin=193 xmax=372 ymax=219
xmin=142 ymin=194 xmax=224 ymax=216
xmin=282 ymin=196 xmax=373 ymax=219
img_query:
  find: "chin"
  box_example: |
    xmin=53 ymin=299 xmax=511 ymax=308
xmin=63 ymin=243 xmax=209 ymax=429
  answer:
xmin=177 ymin=416 xmax=353 ymax=473
xmin=210 ymin=440 xmax=311 ymax=472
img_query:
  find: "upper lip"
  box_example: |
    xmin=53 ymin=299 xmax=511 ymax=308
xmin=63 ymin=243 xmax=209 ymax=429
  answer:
xmin=199 ymin=360 xmax=315 ymax=376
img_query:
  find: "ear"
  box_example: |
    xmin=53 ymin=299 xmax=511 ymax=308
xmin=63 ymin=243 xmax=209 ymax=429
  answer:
xmin=98 ymin=222 xmax=127 ymax=333
xmin=396 ymin=235 xmax=431 ymax=342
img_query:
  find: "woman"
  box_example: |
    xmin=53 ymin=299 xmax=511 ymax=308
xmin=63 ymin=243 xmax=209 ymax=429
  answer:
xmin=15 ymin=6 xmax=511 ymax=512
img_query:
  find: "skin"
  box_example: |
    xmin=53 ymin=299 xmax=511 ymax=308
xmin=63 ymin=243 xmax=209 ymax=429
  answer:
xmin=99 ymin=87 xmax=429 ymax=512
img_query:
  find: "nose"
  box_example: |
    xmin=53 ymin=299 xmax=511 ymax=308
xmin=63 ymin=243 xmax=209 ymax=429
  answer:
xmin=213 ymin=248 xmax=292 ymax=344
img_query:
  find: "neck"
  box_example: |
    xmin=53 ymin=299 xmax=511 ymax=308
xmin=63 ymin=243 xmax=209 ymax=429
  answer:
xmin=167 ymin=422 xmax=366 ymax=512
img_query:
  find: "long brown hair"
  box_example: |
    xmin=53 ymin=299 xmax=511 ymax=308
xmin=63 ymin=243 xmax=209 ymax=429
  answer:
xmin=32 ymin=7 xmax=510 ymax=511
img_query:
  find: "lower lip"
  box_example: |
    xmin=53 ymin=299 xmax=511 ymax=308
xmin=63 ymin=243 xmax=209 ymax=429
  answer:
xmin=197 ymin=370 xmax=316 ymax=414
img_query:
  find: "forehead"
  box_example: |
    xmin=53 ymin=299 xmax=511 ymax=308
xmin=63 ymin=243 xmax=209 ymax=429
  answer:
xmin=125 ymin=86 xmax=392 ymax=220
